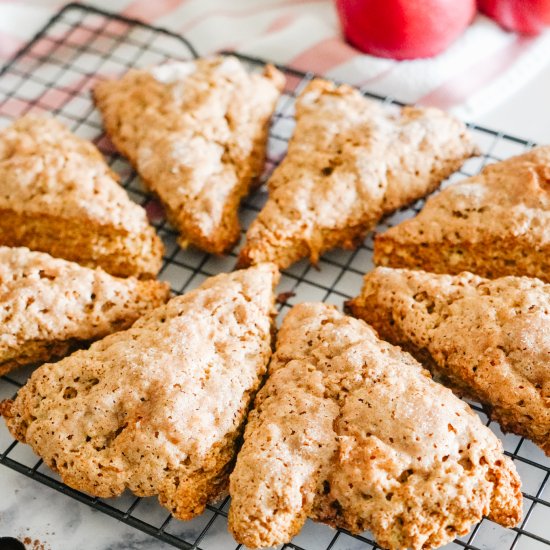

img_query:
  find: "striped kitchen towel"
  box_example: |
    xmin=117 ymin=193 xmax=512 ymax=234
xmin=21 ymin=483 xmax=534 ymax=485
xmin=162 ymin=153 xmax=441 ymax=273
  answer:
xmin=1 ymin=0 xmax=549 ymax=119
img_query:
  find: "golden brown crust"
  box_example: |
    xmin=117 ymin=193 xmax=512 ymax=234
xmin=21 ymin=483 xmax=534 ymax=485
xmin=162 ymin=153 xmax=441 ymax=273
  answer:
xmin=374 ymin=147 xmax=550 ymax=282
xmin=93 ymin=57 xmax=285 ymax=255
xmin=237 ymin=79 xmax=477 ymax=270
xmin=228 ymin=303 xmax=521 ymax=550
xmin=1 ymin=264 xmax=279 ymax=519
xmin=0 ymin=115 xmax=163 ymax=278
xmin=0 ymin=209 xmax=164 ymax=280
xmin=347 ymin=267 xmax=550 ymax=456
xmin=0 ymin=246 xmax=169 ymax=374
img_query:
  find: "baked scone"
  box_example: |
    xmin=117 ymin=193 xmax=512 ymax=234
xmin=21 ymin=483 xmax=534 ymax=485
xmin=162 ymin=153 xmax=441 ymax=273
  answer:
xmin=346 ymin=267 xmax=550 ymax=456
xmin=374 ymin=147 xmax=550 ymax=282
xmin=0 ymin=246 xmax=169 ymax=376
xmin=0 ymin=115 xmax=163 ymax=278
xmin=1 ymin=263 xmax=278 ymax=520
xmin=228 ymin=303 xmax=521 ymax=550
xmin=237 ymin=79 xmax=477 ymax=270
xmin=93 ymin=56 xmax=285 ymax=255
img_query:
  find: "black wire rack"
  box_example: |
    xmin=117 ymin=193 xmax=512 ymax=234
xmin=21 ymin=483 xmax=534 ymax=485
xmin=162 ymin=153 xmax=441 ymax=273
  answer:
xmin=0 ymin=3 xmax=548 ymax=550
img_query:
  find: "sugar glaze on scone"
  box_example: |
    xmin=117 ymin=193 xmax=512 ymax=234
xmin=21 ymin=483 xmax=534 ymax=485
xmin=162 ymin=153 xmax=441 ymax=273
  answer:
xmin=0 ymin=246 xmax=169 ymax=375
xmin=228 ymin=303 xmax=521 ymax=550
xmin=347 ymin=267 xmax=550 ymax=456
xmin=237 ymin=79 xmax=477 ymax=269
xmin=0 ymin=115 xmax=163 ymax=278
xmin=94 ymin=56 xmax=285 ymax=254
xmin=374 ymin=147 xmax=550 ymax=281
xmin=1 ymin=264 xmax=279 ymax=519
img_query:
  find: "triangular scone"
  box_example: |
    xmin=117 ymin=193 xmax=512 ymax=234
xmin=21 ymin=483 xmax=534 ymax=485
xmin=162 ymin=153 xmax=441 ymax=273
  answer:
xmin=1 ymin=264 xmax=278 ymax=519
xmin=374 ymin=147 xmax=550 ymax=281
xmin=0 ymin=115 xmax=163 ymax=278
xmin=0 ymin=246 xmax=169 ymax=376
xmin=228 ymin=303 xmax=521 ymax=550
xmin=237 ymin=79 xmax=477 ymax=270
xmin=347 ymin=267 xmax=550 ymax=456
xmin=93 ymin=56 xmax=285 ymax=254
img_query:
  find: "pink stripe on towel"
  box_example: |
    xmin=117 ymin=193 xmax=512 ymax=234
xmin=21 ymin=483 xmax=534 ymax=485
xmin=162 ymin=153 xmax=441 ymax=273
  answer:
xmin=418 ymin=35 xmax=536 ymax=110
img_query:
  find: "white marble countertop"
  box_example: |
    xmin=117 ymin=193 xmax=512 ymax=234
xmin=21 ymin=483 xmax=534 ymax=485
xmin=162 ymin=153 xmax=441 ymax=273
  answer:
xmin=1 ymin=12 xmax=550 ymax=550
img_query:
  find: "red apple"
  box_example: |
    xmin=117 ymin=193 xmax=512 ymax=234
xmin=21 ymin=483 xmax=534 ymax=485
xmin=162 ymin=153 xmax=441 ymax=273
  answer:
xmin=335 ymin=0 xmax=477 ymax=60
xmin=478 ymin=0 xmax=550 ymax=35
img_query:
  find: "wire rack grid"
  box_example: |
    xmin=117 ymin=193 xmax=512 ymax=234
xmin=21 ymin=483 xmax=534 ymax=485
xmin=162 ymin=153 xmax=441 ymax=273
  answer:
xmin=0 ymin=3 xmax=548 ymax=550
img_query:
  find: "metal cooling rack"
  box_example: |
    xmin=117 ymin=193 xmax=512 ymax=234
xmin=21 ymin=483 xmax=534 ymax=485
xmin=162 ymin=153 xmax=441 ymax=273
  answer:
xmin=0 ymin=3 xmax=548 ymax=550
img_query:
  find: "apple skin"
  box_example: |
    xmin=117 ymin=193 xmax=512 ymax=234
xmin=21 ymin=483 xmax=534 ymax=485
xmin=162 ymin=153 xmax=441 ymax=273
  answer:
xmin=478 ymin=0 xmax=550 ymax=35
xmin=335 ymin=0 xmax=477 ymax=60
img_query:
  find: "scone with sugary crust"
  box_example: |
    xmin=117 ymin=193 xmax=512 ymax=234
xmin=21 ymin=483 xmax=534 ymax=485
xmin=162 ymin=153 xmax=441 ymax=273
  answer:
xmin=374 ymin=147 xmax=550 ymax=281
xmin=0 ymin=246 xmax=169 ymax=376
xmin=237 ymin=79 xmax=477 ymax=270
xmin=0 ymin=115 xmax=163 ymax=278
xmin=346 ymin=267 xmax=550 ymax=456
xmin=1 ymin=264 xmax=279 ymax=519
xmin=93 ymin=56 xmax=285 ymax=254
xmin=228 ymin=303 xmax=521 ymax=550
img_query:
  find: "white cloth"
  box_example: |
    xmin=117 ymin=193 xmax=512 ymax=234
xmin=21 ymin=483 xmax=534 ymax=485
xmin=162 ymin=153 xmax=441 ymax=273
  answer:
xmin=1 ymin=0 xmax=550 ymax=120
